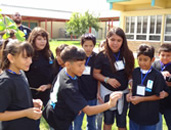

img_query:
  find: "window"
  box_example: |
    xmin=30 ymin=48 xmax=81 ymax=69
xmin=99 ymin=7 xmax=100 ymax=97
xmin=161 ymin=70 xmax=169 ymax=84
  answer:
xmin=125 ymin=15 xmax=162 ymax=41
xmin=22 ymin=22 xmax=38 ymax=29
xmin=125 ymin=17 xmax=134 ymax=40
xmin=136 ymin=16 xmax=147 ymax=40
xmin=130 ymin=17 xmax=135 ymax=33
xmin=149 ymin=15 xmax=162 ymax=41
xmin=164 ymin=15 xmax=171 ymax=42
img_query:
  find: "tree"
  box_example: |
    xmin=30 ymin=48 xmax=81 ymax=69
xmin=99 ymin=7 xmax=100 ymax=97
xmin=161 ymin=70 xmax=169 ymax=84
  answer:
xmin=66 ymin=10 xmax=100 ymax=38
xmin=84 ymin=11 xmax=100 ymax=33
xmin=0 ymin=9 xmax=25 ymax=41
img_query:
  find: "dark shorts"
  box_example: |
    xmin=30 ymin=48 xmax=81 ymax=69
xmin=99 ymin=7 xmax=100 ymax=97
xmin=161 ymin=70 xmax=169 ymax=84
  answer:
xmin=104 ymin=93 xmax=128 ymax=128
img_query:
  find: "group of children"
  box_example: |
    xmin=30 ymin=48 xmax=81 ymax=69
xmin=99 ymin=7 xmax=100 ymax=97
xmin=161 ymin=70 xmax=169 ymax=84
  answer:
xmin=0 ymin=26 xmax=171 ymax=130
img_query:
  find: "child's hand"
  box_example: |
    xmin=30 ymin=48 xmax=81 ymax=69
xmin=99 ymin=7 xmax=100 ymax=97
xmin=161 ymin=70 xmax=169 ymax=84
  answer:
xmin=166 ymin=81 xmax=171 ymax=87
xmin=130 ymin=96 xmax=142 ymax=105
xmin=128 ymin=79 xmax=133 ymax=89
xmin=126 ymin=93 xmax=132 ymax=102
xmin=33 ymin=99 xmax=43 ymax=110
xmin=108 ymin=91 xmax=123 ymax=108
xmin=161 ymin=71 xmax=171 ymax=78
xmin=37 ymin=84 xmax=51 ymax=92
xmin=108 ymin=78 xmax=121 ymax=88
xmin=160 ymin=91 xmax=168 ymax=99
xmin=25 ymin=108 xmax=42 ymax=120
xmin=78 ymin=110 xmax=82 ymax=115
xmin=97 ymin=93 xmax=104 ymax=104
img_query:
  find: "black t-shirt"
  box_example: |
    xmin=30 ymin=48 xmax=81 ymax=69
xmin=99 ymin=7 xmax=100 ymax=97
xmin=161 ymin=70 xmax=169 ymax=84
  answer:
xmin=43 ymin=68 xmax=87 ymax=130
xmin=94 ymin=51 xmax=128 ymax=91
xmin=129 ymin=67 xmax=167 ymax=125
xmin=78 ymin=52 xmax=98 ymax=100
xmin=18 ymin=25 xmax=31 ymax=40
xmin=153 ymin=60 xmax=171 ymax=108
xmin=25 ymin=51 xmax=55 ymax=105
xmin=52 ymin=59 xmax=63 ymax=78
xmin=0 ymin=70 xmax=37 ymax=130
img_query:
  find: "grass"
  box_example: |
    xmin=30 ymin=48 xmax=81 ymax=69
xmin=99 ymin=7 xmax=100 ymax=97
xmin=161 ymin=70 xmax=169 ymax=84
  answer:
xmin=40 ymin=113 xmax=168 ymax=130
xmin=49 ymin=40 xmax=81 ymax=56
xmin=49 ymin=40 xmax=100 ymax=56
xmin=40 ymin=40 xmax=168 ymax=130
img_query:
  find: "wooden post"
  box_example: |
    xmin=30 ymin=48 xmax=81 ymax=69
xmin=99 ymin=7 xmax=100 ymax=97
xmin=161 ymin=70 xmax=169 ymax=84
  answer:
xmin=45 ymin=19 xmax=47 ymax=31
xmin=111 ymin=19 xmax=113 ymax=28
xmin=70 ymin=34 xmax=73 ymax=40
xmin=89 ymin=26 xmax=91 ymax=33
xmin=51 ymin=21 xmax=53 ymax=39
xmin=108 ymin=21 xmax=110 ymax=31
xmin=38 ymin=21 xmax=41 ymax=27
xmin=28 ymin=19 xmax=30 ymax=28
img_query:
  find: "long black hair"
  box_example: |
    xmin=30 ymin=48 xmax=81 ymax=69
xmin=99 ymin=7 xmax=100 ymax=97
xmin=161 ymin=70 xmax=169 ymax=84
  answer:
xmin=104 ymin=27 xmax=134 ymax=78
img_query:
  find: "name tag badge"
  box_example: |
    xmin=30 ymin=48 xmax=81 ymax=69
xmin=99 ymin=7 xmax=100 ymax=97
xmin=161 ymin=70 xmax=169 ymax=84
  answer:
xmin=83 ymin=66 xmax=91 ymax=75
xmin=114 ymin=60 xmax=125 ymax=71
xmin=24 ymin=29 xmax=27 ymax=34
xmin=146 ymin=80 xmax=153 ymax=89
xmin=136 ymin=85 xmax=145 ymax=96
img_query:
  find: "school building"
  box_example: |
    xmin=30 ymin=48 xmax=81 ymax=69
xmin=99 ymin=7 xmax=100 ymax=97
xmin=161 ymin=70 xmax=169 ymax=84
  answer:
xmin=107 ymin=0 xmax=171 ymax=52
xmin=0 ymin=3 xmax=120 ymax=40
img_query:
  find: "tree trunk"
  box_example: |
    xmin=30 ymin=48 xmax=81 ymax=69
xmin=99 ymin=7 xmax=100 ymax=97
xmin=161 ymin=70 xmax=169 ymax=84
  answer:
xmin=89 ymin=27 xmax=91 ymax=33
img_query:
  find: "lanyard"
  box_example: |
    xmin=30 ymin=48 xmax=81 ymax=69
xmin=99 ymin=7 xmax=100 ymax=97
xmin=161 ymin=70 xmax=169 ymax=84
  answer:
xmin=113 ymin=51 xmax=120 ymax=61
xmin=59 ymin=66 xmax=62 ymax=72
xmin=140 ymin=67 xmax=152 ymax=85
xmin=64 ymin=70 xmax=77 ymax=80
xmin=49 ymin=57 xmax=53 ymax=64
xmin=160 ymin=61 xmax=171 ymax=71
xmin=7 ymin=69 xmax=21 ymax=75
xmin=85 ymin=56 xmax=91 ymax=66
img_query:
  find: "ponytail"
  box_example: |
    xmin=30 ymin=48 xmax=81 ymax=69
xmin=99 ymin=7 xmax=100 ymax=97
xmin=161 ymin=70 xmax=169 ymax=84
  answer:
xmin=0 ymin=40 xmax=11 ymax=70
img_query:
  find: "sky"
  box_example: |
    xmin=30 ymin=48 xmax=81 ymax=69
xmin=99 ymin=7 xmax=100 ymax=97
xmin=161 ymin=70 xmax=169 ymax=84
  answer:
xmin=1 ymin=0 xmax=110 ymax=13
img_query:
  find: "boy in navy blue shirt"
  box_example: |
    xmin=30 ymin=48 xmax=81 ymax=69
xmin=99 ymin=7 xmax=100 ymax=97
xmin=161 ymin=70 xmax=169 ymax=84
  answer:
xmin=74 ymin=33 xmax=97 ymax=130
xmin=43 ymin=45 xmax=123 ymax=130
xmin=127 ymin=44 xmax=169 ymax=130
xmin=153 ymin=43 xmax=171 ymax=130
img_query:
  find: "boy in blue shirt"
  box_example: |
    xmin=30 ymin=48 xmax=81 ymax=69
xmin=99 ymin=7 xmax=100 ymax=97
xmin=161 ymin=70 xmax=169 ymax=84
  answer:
xmin=127 ymin=44 xmax=168 ymax=130
xmin=43 ymin=45 xmax=123 ymax=130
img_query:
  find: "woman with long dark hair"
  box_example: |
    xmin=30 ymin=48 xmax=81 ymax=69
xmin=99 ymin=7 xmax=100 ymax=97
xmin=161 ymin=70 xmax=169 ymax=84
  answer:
xmin=25 ymin=27 xmax=54 ymax=107
xmin=93 ymin=27 xmax=134 ymax=130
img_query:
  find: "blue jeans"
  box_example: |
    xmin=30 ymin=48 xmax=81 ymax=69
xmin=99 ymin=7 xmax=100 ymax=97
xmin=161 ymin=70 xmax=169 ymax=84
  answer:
xmin=96 ymin=112 xmax=103 ymax=130
xmin=36 ymin=119 xmax=40 ymax=130
xmin=96 ymin=100 xmax=103 ymax=130
xmin=130 ymin=120 xmax=157 ymax=130
xmin=164 ymin=108 xmax=171 ymax=130
xmin=155 ymin=113 xmax=162 ymax=130
xmin=74 ymin=99 xmax=97 ymax=130
xmin=50 ymin=124 xmax=73 ymax=130
xmin=69 ymin=123 xmax=73 ymax=130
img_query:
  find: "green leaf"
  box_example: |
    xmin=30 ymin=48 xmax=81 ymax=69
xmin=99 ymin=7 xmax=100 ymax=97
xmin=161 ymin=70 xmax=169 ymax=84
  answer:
xmin=0 ymin=14 xmax=3 ymax=19
xmin=0 ymin=19 xmax=6 ymax=31
xmin=2 ymin=32 xmax=10 ymax=39
xmin=6 ymin=24 xmax=18 ymax=30
xmin=15 ymin=30 xmax=25 ymax=41
xmin=17 ymin=30 xmax=25 ymax=37
xmin=4 ymin=16 xmax=16 ymax=26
